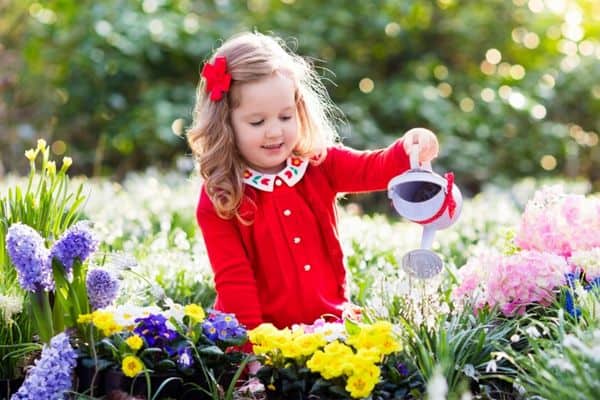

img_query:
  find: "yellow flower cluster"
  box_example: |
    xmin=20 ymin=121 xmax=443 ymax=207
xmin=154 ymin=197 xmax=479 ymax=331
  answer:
xmin=248 ymin=321 xmax=402 ymax=399
xmin=78 ymin=310 xmax=123 ymax=337
xmin=309 ymin=322 xmax=400 ymax=398
xmin=249 ymin=323 xmax=327 ymax=360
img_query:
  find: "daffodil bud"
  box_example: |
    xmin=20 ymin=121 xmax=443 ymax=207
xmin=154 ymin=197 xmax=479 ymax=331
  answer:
xmin=62 ymin=157 xmax=72 ymax=169
xmin=25 ymin=149 xmax=38 ymax=162
xmin=46 ymin=160 xmax=56 ymax=176
xmin=37 ymin=139 xmax=47 ymax=151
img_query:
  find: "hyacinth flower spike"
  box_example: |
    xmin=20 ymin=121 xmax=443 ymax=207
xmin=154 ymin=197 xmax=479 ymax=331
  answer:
xmin=6 ymin=223 xmax=55 ymax=343
xmin=50 ymin=220 xmax=98 ymax=327
xmin=11 ymin=332 xmax=77 ymax=400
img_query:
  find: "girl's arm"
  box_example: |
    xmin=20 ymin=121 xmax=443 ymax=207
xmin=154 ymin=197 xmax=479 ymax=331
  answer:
xmin=196 ymin=189 xmax=263 ymax=329
xmin=321 ymin=138 xmax=410 ymax=193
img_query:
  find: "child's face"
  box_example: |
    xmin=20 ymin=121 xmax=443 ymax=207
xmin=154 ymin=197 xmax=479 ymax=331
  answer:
xmin=231 ymin=72 xmax=299 ymax=174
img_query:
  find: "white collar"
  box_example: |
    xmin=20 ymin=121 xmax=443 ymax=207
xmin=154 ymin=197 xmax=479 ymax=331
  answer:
xmin=242 ymin=157 xmax=309 ymax=192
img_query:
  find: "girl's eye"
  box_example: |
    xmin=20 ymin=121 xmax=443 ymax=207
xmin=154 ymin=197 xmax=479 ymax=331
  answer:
xmin=250 ymin=120 xmax=264 ymax=127
xmin=280 ymin=116 xmax=292 ymax=121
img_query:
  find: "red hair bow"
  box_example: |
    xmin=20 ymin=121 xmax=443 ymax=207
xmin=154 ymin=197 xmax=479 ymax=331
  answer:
xmin=201 ymin=56 xmax=231 ymax=101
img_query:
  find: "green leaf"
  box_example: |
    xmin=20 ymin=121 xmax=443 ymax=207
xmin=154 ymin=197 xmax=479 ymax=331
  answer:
xmin=344 ymin=318 xmax=360 ymax=336
xmin=198 ymin=345 xmax=224 ymax=357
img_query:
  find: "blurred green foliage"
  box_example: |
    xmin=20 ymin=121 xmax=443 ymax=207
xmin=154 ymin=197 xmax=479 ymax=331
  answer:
xmin=1 ymin=0 xmax=599 ymax=192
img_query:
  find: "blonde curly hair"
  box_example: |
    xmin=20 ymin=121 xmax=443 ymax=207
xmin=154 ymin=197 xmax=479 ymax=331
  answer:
xmin=187 ymin=32 xmax=340 ymax=220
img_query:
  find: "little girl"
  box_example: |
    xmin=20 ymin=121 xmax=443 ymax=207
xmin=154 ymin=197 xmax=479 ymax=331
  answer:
xmin=187 ymin=32 xmax=438 ymax=330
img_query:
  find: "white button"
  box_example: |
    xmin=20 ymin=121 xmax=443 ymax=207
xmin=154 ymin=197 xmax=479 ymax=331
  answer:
xmin=283 ymin=209 xmax=292 ymax=216
xmin=293 ymin=237 xmax=301 ymax=244
xmin=304 ymin=264 xmax=311 ymax=271
xmin=275 ymin=179 xmax=283 ymax=186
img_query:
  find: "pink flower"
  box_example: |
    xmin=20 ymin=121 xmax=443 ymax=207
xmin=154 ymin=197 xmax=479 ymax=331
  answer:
xmin=515 ymin=186 xmax=600 ymax=256
xmin=453 ymin=250 xmax=570 ymax=317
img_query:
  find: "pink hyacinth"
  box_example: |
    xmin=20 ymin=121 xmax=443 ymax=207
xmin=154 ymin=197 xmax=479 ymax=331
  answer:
xmin=515 ymin=186 xmax=600 ymax=257
xmin=453 ymin=250 xmax=570 ymax=317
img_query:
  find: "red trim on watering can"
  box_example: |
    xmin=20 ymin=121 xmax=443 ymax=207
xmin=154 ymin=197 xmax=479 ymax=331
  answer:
xmin=414 ymin=172 xmax=457 ymax=225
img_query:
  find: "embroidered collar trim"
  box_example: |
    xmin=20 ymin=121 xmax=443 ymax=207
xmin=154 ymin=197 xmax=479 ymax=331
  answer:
xmin=242 ymin=157 xmax=308 ymax=192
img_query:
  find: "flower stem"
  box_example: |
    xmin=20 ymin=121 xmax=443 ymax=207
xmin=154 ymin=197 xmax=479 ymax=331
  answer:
xmin=31 ymin=291 xmax=55 ymax=344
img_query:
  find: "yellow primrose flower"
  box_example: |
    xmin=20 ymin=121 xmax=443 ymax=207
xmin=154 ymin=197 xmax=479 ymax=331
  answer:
xmin=102 ymin=321 xmax=123 ymax=337
xmin=249 ymin=323 xmax=281 ymax=344
xmin=306 ymin=350 xmax=327 ymax=373
xmin=354 ymin=347 xmax=382 ymax=364
xmin=320 ymin=364 xmax=344 ymax=380
xmin=184 ymin=304 xmax=205 ymax=323
xmin=91 ymin=310 xmax=122 ymax=336
xmin=294 ymin=333 xmax=327 ymax=357
xmin=323 ymin=341 xmax=353 ymax=357
xmin=91 ymin=310 xmax=114 ymax=329
xmin=125 ymin=335 xmax=144 ymax=351
xmin=378 ymin=335 xmax=402 ymax=355
xmin=77 ymin=313 xmax=93 ymax=324
xmin=346 ymin=373 xmax=377 ymax=399
xmin=280 ymin=341 xmax=302 ymax=359
xmin=122 ymin=355 xmax=144 ymax=378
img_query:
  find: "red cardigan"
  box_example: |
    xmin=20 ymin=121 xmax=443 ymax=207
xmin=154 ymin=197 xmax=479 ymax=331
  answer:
xmin=196 ymin=139 xmax=409 ymax=329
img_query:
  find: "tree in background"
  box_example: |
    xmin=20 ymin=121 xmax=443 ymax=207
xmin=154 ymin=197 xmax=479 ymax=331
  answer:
xmin=1 ymin=0 xmax=599 ymax=194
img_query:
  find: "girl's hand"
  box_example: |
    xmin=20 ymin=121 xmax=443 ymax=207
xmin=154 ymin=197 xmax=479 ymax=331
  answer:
xmin=402 ymin=127 xmax=439 ymax=164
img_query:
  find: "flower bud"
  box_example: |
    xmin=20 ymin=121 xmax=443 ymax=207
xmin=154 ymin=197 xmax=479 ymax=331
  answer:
xmin=37 ymin=139 xmax=47 ymax=151
xmin=63 ymin=157 xmax=72 ymax=168
xmin=25 ymin=149 xmax=38 ymax=162
xmin=46 ymin=160 xmax=56 ymax=176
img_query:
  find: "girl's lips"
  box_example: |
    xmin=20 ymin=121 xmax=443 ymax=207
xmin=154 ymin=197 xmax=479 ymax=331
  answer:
xmin=261 ymin=143 xmax=284 ymax=150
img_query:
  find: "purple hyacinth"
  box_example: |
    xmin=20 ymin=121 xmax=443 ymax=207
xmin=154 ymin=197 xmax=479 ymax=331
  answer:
xmin=134 ymin=314 xmax=179 ymax=350
xmin=50 ymin=221 xmax=98 ymax=278
xmin=202 ymin=310 xmax=246 ymax=342
xmin=6 ymin=223 xmax=54 ymax=292
xmin=86 ymin=268 xmax=120 ymax=310
xmin=11 ymin=332 xmax=77 ymax=400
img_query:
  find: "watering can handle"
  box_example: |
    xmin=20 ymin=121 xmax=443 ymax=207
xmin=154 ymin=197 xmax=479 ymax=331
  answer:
xmin=408 ymin=144 xmax=432 ymax=171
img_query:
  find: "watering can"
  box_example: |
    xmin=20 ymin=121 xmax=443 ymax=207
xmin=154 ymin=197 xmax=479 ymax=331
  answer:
xmin=387 ymin=130 xmax=463 ymax=279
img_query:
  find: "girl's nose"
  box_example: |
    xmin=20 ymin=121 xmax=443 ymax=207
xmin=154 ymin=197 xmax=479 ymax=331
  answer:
xmin=265 ymin=122 xmax=283 ymax=138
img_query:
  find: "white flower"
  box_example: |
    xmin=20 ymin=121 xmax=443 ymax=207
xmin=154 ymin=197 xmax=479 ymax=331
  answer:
xmin=460 ymin=391 xmax=473 ymax=400
xmin=107 ymin=304 xmax=149 ymax=328
xmin=163 ymin=298 xmax=185 ymax=323
xmin=485 ymin=359 xmax=497 ymax=373
xmin=0 ymin=294 xmax=23 ymax=324
xmin=525 ymin=326 xmax=540 ymax=338
xmin=427 ymin=366 xmax=448 ymax=400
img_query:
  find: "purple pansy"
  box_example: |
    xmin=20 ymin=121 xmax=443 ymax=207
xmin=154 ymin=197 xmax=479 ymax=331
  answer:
xmin=11 ymin=332 xmax=77 ymax=400
xmin=6 ymin=223 xmax=54 ymax=292
xmin=86 ymin=268 xmax=120 ymax=310
xmin=202 ymin=310 xmax=246 ymax=342
xmin=50 ymin=221 xmax=98 ymax=278
xmin=134 ymin=314 xmax=179 ymax=350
